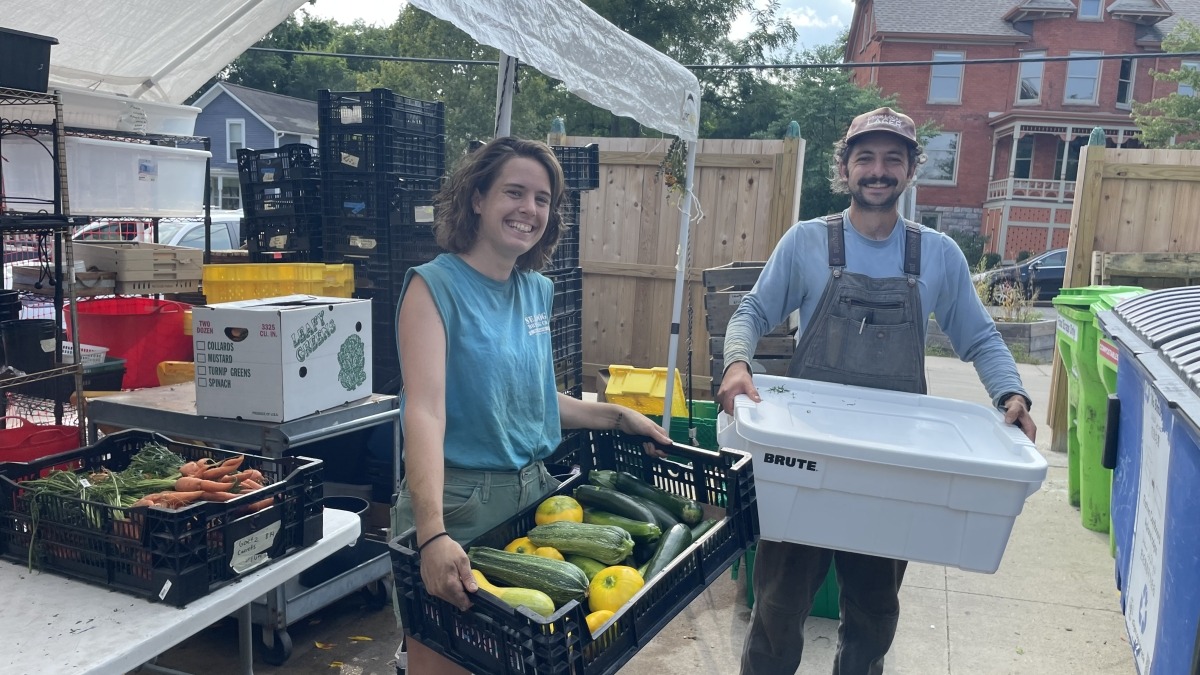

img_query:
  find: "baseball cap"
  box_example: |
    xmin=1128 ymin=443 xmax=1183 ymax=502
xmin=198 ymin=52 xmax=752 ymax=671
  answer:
xmin=845 ymin=107 xmax=918 ymax=147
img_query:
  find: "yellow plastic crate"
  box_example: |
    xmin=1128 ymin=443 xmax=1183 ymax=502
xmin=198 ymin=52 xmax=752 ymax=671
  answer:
xmin=605 ymin=365 xmax=688 ymax=417
xmin=201 ymin=264 xmax=354 ymax=303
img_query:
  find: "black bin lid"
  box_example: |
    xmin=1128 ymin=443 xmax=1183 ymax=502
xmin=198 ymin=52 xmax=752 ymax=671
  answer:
xmin=1113 ymin=286 xmax=1200 ymax=348
xmin=0 ymin=27 xmax=59 ymax=45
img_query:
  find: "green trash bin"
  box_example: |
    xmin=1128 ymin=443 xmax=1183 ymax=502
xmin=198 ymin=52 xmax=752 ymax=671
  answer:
xmin=650 ymin=400 xmax=720 ymax=450
xmin=1090 ymin=287 xmax=1149 ymax=551
xmin=1052 ymin=285 xmax=1142 ymax=532
xmin=732 ymin=543 xmax=840 ymax=619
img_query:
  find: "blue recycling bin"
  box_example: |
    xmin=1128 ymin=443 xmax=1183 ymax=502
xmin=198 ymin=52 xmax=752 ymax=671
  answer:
xmin=1097 ymin=286 xmax=1200 ymax=675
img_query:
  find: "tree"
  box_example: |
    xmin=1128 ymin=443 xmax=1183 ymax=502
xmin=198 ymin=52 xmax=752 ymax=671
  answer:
xmin=1134 ymin=19 xmax=1200 ymax=148
xmin=757 ymin=37 xmax=897 ymax=220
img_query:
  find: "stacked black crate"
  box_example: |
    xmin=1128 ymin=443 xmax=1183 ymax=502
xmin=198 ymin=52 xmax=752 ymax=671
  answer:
xmin=318 ymin=88 xmax=446 ymax=395
xmin=548 ymin=144 xmax=599 ymax=457
xmin=237 ymin=144 xmax=323 ymax=262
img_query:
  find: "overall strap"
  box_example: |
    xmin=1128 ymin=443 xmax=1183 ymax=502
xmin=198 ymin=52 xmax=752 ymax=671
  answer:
xmin=902 ymin=220 xmax=922 ymax=277
xmin=825 ymin=214 xmax=846 ymax=268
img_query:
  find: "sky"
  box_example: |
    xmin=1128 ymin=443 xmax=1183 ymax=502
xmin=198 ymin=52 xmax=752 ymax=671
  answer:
xmin=303 ymin=0 xmax=854 ymax=54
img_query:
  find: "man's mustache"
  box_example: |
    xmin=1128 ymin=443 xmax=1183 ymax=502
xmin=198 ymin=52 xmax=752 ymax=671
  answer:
xmin=857 ymin=177 xmax=899 ymax=187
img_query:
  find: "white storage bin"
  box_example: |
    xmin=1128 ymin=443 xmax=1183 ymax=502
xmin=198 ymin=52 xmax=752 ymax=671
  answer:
xmin=0 ymin=134 xmax=209 ymax=217
xmin=19 ymin=86 xmax=200 ymax=136
xmin=717 ymin=374 xmax=1047 ymax=573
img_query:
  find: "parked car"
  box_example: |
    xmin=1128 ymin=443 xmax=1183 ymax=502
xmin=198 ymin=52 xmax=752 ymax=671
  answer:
xmin=72 ymin=210 xmax=243 ymax=250
xmin=972 ymin=248 xmax=1067 ymax=303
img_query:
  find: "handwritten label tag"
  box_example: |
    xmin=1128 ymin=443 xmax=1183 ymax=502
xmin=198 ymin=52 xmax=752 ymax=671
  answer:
xmin=414 ymin=205 xmax=435 ymax=223
xmin=40 ymin=338 xmax=56 ymax=353
xmin=340 ymin=152 xmax=361 ymax=168
xmin=349 ymin=236 xmax=377 ymax=250
xmin=229 ymin=520 xmax=281 ymax=575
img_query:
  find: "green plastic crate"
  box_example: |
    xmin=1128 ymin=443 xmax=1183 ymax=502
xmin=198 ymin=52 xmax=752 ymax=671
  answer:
xmin=732 ymin=543 xmax=840 ymax=619
xmin=650 ymin=400 xmax=719 ymax=450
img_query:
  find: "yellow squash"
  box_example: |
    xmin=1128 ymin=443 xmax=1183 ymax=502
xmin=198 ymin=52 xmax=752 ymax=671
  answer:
xmin=585 ymin=609 xmax=615 ymax=635
xmin=535 ymin=495 xmax=584 ymax=525
xmin=504 ymin=536 xmax=537 ymax=554
xmin=534 ymin=546 xmax=565 ymax=561
xmin=587 ymin=565 xmax=644 ymax=613
xmin=471 ymin=569 xmax=556 ymax=618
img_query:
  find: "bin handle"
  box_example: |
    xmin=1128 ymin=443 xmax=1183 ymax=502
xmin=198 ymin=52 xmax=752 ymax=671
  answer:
xmin=0 ymin=416 xmax=32 ymax=430
xmin=1102 ymin=394 xmax=1120 ymax=471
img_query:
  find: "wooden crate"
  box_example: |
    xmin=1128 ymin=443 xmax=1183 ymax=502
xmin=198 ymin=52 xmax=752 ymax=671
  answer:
xmin=1091 ymin=251 xmax=1200 ymax=290
xmin=704 ymin=261 xmax=796 ymax=394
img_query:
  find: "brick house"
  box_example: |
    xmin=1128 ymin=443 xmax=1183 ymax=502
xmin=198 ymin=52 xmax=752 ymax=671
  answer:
xmin=846 ymin=0 xmax=1196 ymax=262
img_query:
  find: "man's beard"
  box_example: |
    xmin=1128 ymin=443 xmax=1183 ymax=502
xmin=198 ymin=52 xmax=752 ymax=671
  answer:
xmin=849 ymin=177 xmax=902 ymax=212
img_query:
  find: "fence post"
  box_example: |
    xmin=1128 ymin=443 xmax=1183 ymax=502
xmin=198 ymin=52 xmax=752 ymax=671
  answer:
xmin=768 ymin=121 xmax=805 ymax=247
xmin=547 ymin=117 xmax=567 ymax=147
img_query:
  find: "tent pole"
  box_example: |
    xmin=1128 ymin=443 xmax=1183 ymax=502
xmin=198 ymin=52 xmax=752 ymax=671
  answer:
xmin=661 ymin=139 xmax=699 ymax=437
xmin=494 ymin=53 xmax=517 ymax=137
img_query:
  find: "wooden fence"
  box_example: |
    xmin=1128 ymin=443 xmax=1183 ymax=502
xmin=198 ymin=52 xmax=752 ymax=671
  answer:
xmin=550 ymin=135 xmax=805 ymax=397
xmin=1049 ymin=146 xmax=1200 ymax=448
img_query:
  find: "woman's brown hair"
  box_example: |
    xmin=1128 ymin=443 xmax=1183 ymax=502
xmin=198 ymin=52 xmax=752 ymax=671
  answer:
xmin=433 ymin=136 xmax=567 ymax=271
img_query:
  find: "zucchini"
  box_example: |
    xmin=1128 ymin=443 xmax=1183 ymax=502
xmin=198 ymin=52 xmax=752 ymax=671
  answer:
xmin=573 ymin=484 xmax=658 ymax=525
xmin=468 ymin=546 xmax=589 ymax=606
xmin=690 ymin=518 xmax=719 ymax=541
xmin=582 ymin=509 xmax=662 ymax=543
xmin=565 ymin=554 xmax=608 ymax=581
xmin=471 ymin=569 xmax=556 ymax=618
xmin=527 ymin=521 xmax=634 ymax=565
xmin=641 ymin=523 xmax=693 ymax=582
xmin=614 ymin=471 xmax=705 ymax=526
xmin=588 ymin=470 xmax=619 ymax=490
xmin=627 ymin=494 xmax=679 ymax=530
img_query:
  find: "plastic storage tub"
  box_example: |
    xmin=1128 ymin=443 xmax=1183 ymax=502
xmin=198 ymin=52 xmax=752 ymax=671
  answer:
xmin=68 ymin=297 xmax=193 ymax=389
xmin=0 ymin=134 xmax=209 ymax=217
xmin=718 ymin=374 xmax=1047 ymax=573
xmin=18 ymin=85 xmax=201 ymax=135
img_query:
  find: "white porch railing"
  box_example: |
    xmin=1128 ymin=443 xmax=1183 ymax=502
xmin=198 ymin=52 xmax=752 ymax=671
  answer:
xmin=986 ymin=178 xmax=1077 ymax=202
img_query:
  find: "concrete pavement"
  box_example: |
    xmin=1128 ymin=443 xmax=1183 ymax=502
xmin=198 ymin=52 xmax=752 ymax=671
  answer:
xmin=147 ymin=355 xmax=1135 ymax=675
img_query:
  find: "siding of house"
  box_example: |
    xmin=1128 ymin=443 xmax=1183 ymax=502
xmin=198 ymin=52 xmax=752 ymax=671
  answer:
xmin=193 ymin=91 xmax=276 ymax=165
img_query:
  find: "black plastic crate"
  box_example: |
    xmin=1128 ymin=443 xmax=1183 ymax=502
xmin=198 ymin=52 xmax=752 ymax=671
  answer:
xmin=553 ymin=144 xmax=600 ymax=191
xmin=237 ymin=145 xmax=320 ymax=184
xmin=555 ymin=352 xmax=583 ymax=398
xmin=389 ymin=432 xmax=756 ymax=675
xmin=0 ymin=430 xmax=324 ymax=607
xmin=0 ymin=28 xmax=57 ymax=93
xmin=242 ymin=179 xmax=322 ymax=219
xmin=546 ymin=267 xmax=583 ymax=318
xmin=323 ymin=174 xmax=401 ymax=220
xmin=550 ymin=311 xmax=581 ymax=363
xmin=320 ymin=130 xmax=445 ymax=179
xmin=546 ymin=227 xmax=579 ymax=273
xmin=14 ymin=355 xmax=128 ymax=401
xmin=397 ymin=228 xmax=441 ymax=265
xmin=244 ymin=216 xmax=322 ymax=262
xmin=319 ymin=89 xmax=445 ymax=136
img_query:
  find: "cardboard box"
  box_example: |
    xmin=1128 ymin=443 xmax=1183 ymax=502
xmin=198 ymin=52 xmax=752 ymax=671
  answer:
xmin=191 ymin=295 xmax=372 ymax=422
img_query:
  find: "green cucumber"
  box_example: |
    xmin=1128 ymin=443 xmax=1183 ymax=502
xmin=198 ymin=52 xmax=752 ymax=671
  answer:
xmin=614 ymin=471 xmax=705 ymax=526
xmin=564 ymin=554 xmax=608 ymax=581
xmin=641 ymin=523 xmax=693 ymax=582
xmin=588 ymin=470 xmax=619 ymax=490
xmin=582 ymin=509 xmax=662 ymax=543
xmin=690 ymin=518 xmax=719 ymax=541
xmin=573 ymin=484 xmax=658 ymax=525
xmin=468 ymin=546 xmax=588 ymax=606
xmin=627 ymin=494 xmax=679 ymax=530
xmin=527 ymin=521 xmax=634 ymax=565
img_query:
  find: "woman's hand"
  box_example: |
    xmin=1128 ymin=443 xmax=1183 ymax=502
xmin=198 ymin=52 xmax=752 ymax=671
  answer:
xmin=418 ymin=534 xmax=477 ymax=611
xmin=617 ymin=408 xmax=673 ymax=458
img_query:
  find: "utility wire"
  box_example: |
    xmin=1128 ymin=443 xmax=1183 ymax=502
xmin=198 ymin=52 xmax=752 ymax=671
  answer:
xmin=248 ymin=46 xmax=1200 ymax=70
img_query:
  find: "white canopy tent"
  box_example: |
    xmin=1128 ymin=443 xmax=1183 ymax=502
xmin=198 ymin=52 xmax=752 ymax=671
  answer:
xmin=4 ymin=0 xmax=703 ymax=429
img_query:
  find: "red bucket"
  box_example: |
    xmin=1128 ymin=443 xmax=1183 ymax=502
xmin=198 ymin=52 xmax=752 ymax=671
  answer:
xmin=67 ymin=298 xmax=193 ymax=389
xmin=0 ymin=416 xmax=81 ymax=468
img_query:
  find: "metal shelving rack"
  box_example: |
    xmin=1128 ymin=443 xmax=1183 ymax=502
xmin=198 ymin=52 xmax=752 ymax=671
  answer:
xmin=0 ymin=87 xmax=84 ymax=435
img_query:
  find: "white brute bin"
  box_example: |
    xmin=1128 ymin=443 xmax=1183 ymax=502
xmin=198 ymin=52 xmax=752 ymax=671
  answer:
xmin=718 ymin=374 xmax=1047 ymax=573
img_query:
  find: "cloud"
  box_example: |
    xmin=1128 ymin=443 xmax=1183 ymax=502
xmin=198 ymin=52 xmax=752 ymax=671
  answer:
xmin=731 ymin=0 xmax=853 ymax=49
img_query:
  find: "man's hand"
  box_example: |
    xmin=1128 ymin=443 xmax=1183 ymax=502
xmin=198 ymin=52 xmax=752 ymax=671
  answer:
xmin=617 ymin=408 xmax=672 ymax=458
xmin=716 ymin=361 xmax=761 ymax=414
xmin=1004 ymin=395 xmax=1037 ymax=442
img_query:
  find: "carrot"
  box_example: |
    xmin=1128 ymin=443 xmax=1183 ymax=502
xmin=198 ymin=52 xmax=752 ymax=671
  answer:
xmin=239 ymin=479 xmax=264 ymax=491
xmin=178 ymin=461 xmax=201 ymax=477
xmin=246 ymin=497 xmax=274 ymax=512
xmin=199 ymin=491 xmax=239 ymax=502
xmin=156 ymin=491 xmax=206 ymax=508
xmin=175 ymin=476 xmax=238 ymax=493
xmin=220 ymin=469 xmax=265 ymax=484
xmin=130 ymin=496 xmax=157 ymax=508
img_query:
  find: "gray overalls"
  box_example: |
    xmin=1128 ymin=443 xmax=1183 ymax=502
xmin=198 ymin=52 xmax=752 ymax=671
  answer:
xmin=741 ymin=214 xmax=926 ymax=675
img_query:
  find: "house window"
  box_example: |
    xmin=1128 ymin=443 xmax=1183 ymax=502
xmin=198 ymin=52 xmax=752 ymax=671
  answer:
xmin=1179 ymin=61 xmax=1199 ymax=96
xmin=929 ymin=51 xmax=965 ymax=104
xmin=1054 ymin=138 xmax=1087 ymax=182
xmin=1064 ymin=51 xmax=1102 ymax=104
xmin=1079 ymin=0 xmax=1102 ymax=19
xmin=209 ymin=175 xmax=242 ymax=210
xmin=920 ymin=212 xmax=941 ymax=230
xmin=1117 ymin=58 xmax=1135 ymax=108
xmin=1014 ymin=136 xmax=1035 ymax=179
xmin=919 ymin=132 xmax=960 ymax=184
xmin=1017 ymin=51 xmax=1045 ymax=103
xmin=226 ymin=119 xmax=245 ymax=163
